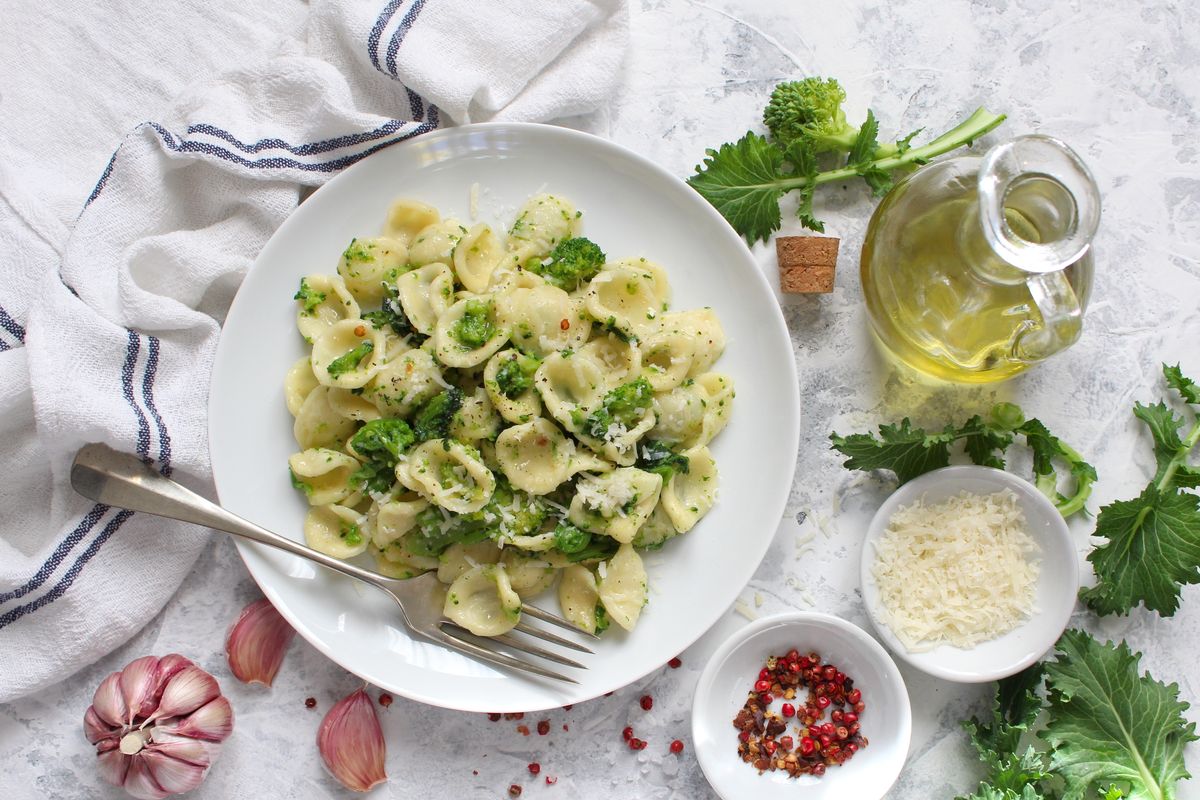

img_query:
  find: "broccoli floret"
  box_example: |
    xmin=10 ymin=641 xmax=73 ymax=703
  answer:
xmin=289 ymin=467 xmax=313 ymax=497
xmin=494 ymin=353 xmax=540 ymax=398
xmin=339 ymin=520 xmax=364 ymax=546
xmin=763 ymin=78 xmax=898 ymax=158
xmin=552 ymin=520 xmax=592 ymax=555
xmin=578 ymin=377 xmax=653 ymax=440
xmin=406 ymin=505 xmax=491 ymax=557
xmin=326 ymin=340 xmax=374 ymax=378
xmin=412 ymin=387 xmax=464 ymax=442
xmin=594 ymin=603 xmax=610 ymax=634
xmin=406 ymin=481 xmax=547 ymax=557
xmin=449 ymin=298 xmax=495 ymax=348
xmin=293 ymin=278 xmax=325 ymax=316
xmin=349 ymin=418 xmax=415 ymax=493
xmin=530 ymin=236 xmax=606 ymax=291
xmin=636 ymin=439 xmax=690 ymax=481
xmin=363 ymin=284 xmax=421 ymax=340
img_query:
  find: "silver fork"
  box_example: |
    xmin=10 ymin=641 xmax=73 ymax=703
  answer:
xmin=70 ymin=443 xmax=595 ymax=683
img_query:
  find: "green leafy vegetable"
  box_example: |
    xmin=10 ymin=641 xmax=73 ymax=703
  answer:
xmin=579 ymin=377 xmax=653 ymax=441
xmin=830 ymin=403 xmax=1095 ymax=517
xmin=288 ymin=467 xmax=313 ymax=497
xmin=958 ymin=631 xmax=1197 ymax=800
xmin=349 ymin=418 xmax=415 ymax=493
xmin=407 ymin=480 xmax=548 ymax=557
xmin=530 ymin=236 xmax=606 ymax=291
xmin=552 ymin=521 xmax=592 ymax=555
xmin=636 ymin=439 xmax=690 ymax=481
xmin=326 ymin=340 xmax=374 ymax=378
xmin=688 ymin=77 xmax=1006 ymax=242
xmin=449 ymin=298 xmax=495 ymax=348
xmin=293 ymin=278 xmax=326 ymax=316
xmin=1081 ymin=364 xmax=1200 ymax=616
xmin=495 ymin=353 xmax=540 ymax=398
xmin=363 ymin=284 xmax=420 ymax=340
xmin=339 ymin=520 xmax=363 ymax=546
xmin=1042 ymin=630 xmax=1197 ymax=799
xmin=412 ymin=387 xmax=464 ymax=442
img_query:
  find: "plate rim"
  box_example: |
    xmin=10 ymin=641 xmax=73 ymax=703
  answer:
xmin=208 ymin=120 xmax=802 ymax=711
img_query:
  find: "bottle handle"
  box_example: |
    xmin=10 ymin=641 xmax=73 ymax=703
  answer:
xmin=1014 ymin=270 xmax=1082 ymax=362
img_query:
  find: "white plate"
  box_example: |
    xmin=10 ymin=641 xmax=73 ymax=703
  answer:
xmin=208 ymin=122 xmax=800 ymax=712
xmin=693 ymin=612 xmax=911 ymax=800
xmin=860 ymin=465 xmax=1079 ymax=682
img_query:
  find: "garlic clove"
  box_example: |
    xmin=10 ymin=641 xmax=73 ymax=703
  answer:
xmin=152 ymin=654 xmax=193 ymax=697
xmin=157 ymin=696 xmax=233 ymax=742
xmin=123 ymin=757 xmax=171 ymax=800
xmin=141 ymin=750 xmax=209 ymax=796
xmin=85 ymin=705 xmax=116 ymax=745
xmin=97 ymin=747 xmax=131 ymax=788
xmin=119 ymin=656 xmax=161 ymax=724
xmin=225 ymin=598 xmax=296 ymax=687
xmin=146 ymin=729 xmax=213 ymax=767
xmin=317 ymin=688 xmax=387 ymax=792
xmin=148 ymin=666 xmax=220 ymax=722
xmin=92 ymin=672 xmax=129 ymax=728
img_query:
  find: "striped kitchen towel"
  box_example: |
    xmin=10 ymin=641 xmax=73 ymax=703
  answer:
xmin=0 ymin=0 xmax=628 ymax=702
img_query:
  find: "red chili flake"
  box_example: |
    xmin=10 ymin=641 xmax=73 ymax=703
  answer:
xmin=378 ymin=692 xmax=393 ymax=708
xmin=604 ymin=691 xmax=614 ymax=697
xmin=669 ymin=739 xmax=684 ymax=754
xmin=668 ymin=657 xmax=682 ymax=669
xmin=528 ymin=763 xmax=541 ymax=776
xmin=509 ymin=785 xmax=522 ymax=797
xmin=622 ymin=726 xmax=633 ymax=741
xmin=562 ymin=704 xmax=574 ymax=711
xmin=545 ymin=776 xmax=558 ymax=785
xmin=781 ymin=703 xmax=795 ymax=718
xmin=516 ymin=724 xmax=530 ymax=736
xmin=304 ymin=697 xmax=317 ymax=709
xmin=488 ymin=713 xmax=502 ymax=722
xmin=562 ymin=724 xmax=569 ymax=732
xmin=627 ymin=737 xmax=643 ymax=751
xmin=560 ymin=318 xmax=570 ymax=331
xmin=639 ymin=695 xmax=653 ymax=711
xmin=537 ymin=719 xmax=550 ymax=736
xmin=472 ymin=770 xmax=479 ymax=776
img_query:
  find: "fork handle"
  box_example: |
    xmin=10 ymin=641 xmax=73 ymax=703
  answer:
xmin=70 ymin=443 xmax=387 ymax=589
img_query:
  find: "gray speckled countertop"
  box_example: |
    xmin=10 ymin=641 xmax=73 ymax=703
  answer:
xmin=3 ymin=1 xmax=1199 ymax=798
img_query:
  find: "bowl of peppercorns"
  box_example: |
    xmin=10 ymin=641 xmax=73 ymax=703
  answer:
xmin=691 ymin=612 xmax=911 ymax=800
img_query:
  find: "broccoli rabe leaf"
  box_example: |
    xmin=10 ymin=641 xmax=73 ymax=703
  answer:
xmin=531 ymin=236 xmax=606 ymax=291
xmin=293 ymin=278 xmax=326 ymax=316
xmin=783 ymin=139 xmax=823 ymax=233
xmin=580 ymin=378 xmax=653 ymax=441
xmin=363 ymin=284 xmax=420 ymax=340
xmin=636 ymin=439 xmax=690 ymax=481
xmin=412 ymin=387 xmax=464 ymax=442
xmin=1082 ymin=364 xmax=1200 ymax=616
xmin=349 ymin=418 xmax=415 ymax=493
xmin=957 ymin=665 xmax=1053 ymax=800
xmin=495 ymin=353 xmax=540 ymax=398
xmin=687 ymin=133 xmax=788 ymax=245
xmin=326 ymin=340 xmax=374 ymax=378
xmin=830 ymin=404 xmax=1095 ymax=517
xmin=1042 ymin=630 xmax=1198 ymax=800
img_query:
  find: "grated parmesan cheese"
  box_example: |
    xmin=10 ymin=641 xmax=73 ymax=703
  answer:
xmin=871 ymin=489 xmax=1040 ymax=653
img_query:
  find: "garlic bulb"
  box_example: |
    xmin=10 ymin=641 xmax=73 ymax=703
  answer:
xmin=84 ymin=655 xmax=234 ymax=800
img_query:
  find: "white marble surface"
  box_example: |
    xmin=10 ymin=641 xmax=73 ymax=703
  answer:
xmin=3 ymin=1 xmax=1200 ymax=798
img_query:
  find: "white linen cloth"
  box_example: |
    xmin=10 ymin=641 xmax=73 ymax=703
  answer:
xmin=0 ymin=0 xmax=628 ymax=703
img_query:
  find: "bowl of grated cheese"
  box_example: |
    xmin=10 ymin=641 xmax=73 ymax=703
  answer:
xmin=860 ymin=465 xmax=1079 ymax=683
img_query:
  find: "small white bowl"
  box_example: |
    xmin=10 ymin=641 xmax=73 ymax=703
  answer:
xmin=693 ymin=612 xmax=912 ymax=800
xmin=861 ymin=465 xmax=1079 ymax=683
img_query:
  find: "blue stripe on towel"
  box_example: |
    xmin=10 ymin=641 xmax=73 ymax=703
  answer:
xmin=0 ymin=305 xmax=26 ymax=343
xmin=122 ymin=330 xmax=152 ymax=462
xmin=0 ymin=510 xmax=134 ymax=629
xmin=368 ymin=0 xmax=409 ymax=74
xmin=384 ymin=0 xmax=428 ymax=78
xmin=0 ymin=504 xmax=110 ymax=605
xmin=142 ymin=335 xmax=172 ymax=476
xmin=186 ymin=119 xmax=410 ymax=157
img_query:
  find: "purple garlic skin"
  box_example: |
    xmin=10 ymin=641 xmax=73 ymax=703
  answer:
xmin=84 ymin=654 xmax=233 ymax=800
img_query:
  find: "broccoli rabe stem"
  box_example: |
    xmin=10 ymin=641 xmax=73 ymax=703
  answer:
xmin=1158 ymin=418 xmax=1200 ymax=492
xmin=776 ymin=108 xmax=1006 ymax=193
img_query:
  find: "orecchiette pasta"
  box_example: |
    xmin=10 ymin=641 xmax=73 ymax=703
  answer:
xmin=284 ymin=191 xmax=732 ymax=637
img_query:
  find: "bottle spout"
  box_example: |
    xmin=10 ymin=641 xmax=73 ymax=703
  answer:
xmin=978 ymin=135 xmax=1099 ymax=361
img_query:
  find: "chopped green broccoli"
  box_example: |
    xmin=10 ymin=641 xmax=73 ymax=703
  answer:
xmin=594 ymin=602 xmax=610 ymax=634
xmin=341 ymin=237 xmax=375 ymax=262
xmin=406 ymin=505 xmax=491 ymax=557
xmin=530 ymin=236 xmax=606 ymax=291
xmin=363 ymin=284 xmax=420 ymax=340
xmin=580 ymin=377 xmax=653 ymax=440
xmin=289 ymin=467 xmax=313 ymax=497
xmin=326 ymin=340 xmax=374 ymax=378
xmin=449 ymin=298 xmax=495 ymax=348
xmin=349 ymin=418 xmax=415 ymax=493
xmin=764 ymin=77 xmax=899 ymax=158
xmin=406 ymin=480 xmax=548 ymax=557
xmin=339 ymin=520 xmax=363 ymax=546
xmin=552 ymin=520 xmax=592 ymax=555
xmin=636 ymin=439 xmax=690 ymax=481
xmin=412 ymin=387 xmax=464 ymax=442
xmin=293 ymin=278 xmax=325 ymax=316
xmin=495 ymin=353 xmax=540 ymax=398
xmin=564 ymin=535 xmax=619 ymax=563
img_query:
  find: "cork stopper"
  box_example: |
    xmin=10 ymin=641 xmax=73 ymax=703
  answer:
xmin=776 ymin=236 xmax=839 ymax=294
